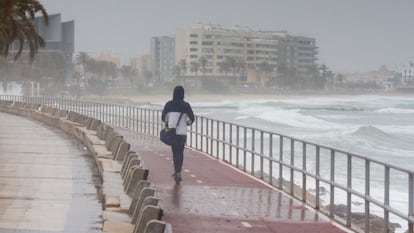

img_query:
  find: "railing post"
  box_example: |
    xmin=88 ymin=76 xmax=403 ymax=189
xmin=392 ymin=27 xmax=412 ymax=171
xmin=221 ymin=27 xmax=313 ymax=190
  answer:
xmin=205 ymin=118 xmax=209 ymax=154
xmin=216 ymin=121 xmax=219 ymax=159
xmin=384 ymin=166 xmax=390 ymax=233
xmin=152 ymin=109 xmax=155 ymax=136
xmin=133 ymin=107 xmax=136 ymax=132
xmin=229 ymin=124 xmax=233 ymax=165
xmin=279 ymin=136 xmax=283 ymax=190
xmin=251 ymin=129 xmax=255 ymax=175
xmin=409 ymin=173 xmax=413 ymax=233
xmin=269 ymin=134 xmax=273 ymax=185
xmin=260 ymin=131 xmax=264 ymax=180
xmin=315 ymin=146 xmax=320 ymax=210
xmin=236 ymin=125 xmax=239 ymax=168
xmin=365 ymin=160 xmax=370 ymax=233
xmin=346 ymin=154 xmax=352 ymax=227
xmin=195 ymin=116 xmax=198 ymax=150
xmin=302 ymin=142 xmax=307 ymax=203
xmin=243 ymin=127 xmax=247 ymax=172
xmin=290 ymin=138 xmax=294 ymax=196
xmin=201 ymin=117 xmax=204 ymax=153
xmin=330 ymin=149 xmax=335 ymax=218
xmin=210 ymin=120 xmax=213 ymax=156
xmin=222 ymin=122 xmax=226 ymax=161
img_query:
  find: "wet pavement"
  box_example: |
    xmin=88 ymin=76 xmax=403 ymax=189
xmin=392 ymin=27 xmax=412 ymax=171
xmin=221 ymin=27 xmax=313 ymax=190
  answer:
xmin=0 ymin=112 xmax=102 ymax=233
xmin=117 ymin=128 xmax=349 ymax=233
xmin=0 ymin=109 xmax=349 ymax=233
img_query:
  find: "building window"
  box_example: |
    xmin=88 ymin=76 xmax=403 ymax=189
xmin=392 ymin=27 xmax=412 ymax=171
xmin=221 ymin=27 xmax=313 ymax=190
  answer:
xmin=190 ymin=34 xmax=198 ymax=38
xmin=190 ymin=48 xmax=198 ymax=52
xmin=190 ymin=41 xmax=198 ymax=45
xmin=190 ymin=55 xmax=198 ymax=58
xmin=202 ymin=41 xmax=213 ymax=46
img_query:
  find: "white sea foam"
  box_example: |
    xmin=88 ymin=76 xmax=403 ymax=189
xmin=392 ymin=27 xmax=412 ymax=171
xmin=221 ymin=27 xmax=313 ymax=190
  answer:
xmin=255 ymin=108 xmax=342 ymax=130
xmin=374 ymin=107 xmax=414 ymax=114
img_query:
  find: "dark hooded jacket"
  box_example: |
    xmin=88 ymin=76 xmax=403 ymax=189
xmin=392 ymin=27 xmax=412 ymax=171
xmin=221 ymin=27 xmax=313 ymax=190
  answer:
xmin=162 ymin=86 xmax=194 ymax=135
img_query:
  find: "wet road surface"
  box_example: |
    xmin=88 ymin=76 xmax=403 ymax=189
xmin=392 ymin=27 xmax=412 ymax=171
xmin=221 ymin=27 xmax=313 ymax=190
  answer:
xmin=0 ymin=112 xmax=102 ymax=233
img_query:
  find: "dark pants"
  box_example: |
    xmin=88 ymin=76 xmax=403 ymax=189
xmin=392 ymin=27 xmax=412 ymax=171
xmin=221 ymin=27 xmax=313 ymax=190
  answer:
xmin=171 ymin=135 xmax=187 ymax=173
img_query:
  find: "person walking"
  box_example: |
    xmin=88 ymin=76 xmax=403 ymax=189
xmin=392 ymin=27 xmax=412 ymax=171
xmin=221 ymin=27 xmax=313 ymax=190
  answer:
xmin=161 ymin=85 xmax=194 ymax=185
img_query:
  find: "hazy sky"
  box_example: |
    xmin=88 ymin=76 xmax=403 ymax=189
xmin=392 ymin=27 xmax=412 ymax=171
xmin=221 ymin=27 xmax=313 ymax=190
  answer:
xmin=39 ymin=0 xmax=414 ymax=73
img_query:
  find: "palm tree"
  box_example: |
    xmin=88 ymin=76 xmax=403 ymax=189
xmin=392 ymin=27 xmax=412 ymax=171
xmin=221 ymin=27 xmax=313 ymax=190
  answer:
xmin=0 ymin=0 xmax=48 ymax=61
xmin=120 ymin=65 xmax=132 ymax=84
xmin=258 ymin=61 xmax=274 ymax=87
xmin=178 ymin=59 xmax=187 ymax=85
xmin=277 ymin=64 xmax=288 ymax=88
xmin=198 ymin=56 xmax=208 ymax=80
xmin=190 ymin=61 xmax=199 ymax=77
xmin=219 ymin=59 xmax=230 ymax=77
xmin=190 ymin=61 xmax=200 ymax=87
xmin=76 ymin=52 xmax=91 ymax=76
xmin=173 ymin=65 xmax=181 ymax=82
xmin=319 ymin=64 xmax=328 ymax=90
xmin=236 ymin=59 xmax=246 ymax=82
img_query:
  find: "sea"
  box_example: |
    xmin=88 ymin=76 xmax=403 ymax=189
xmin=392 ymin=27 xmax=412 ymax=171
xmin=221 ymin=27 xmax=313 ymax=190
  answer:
xmin=188 ymin=94 xmax=414 ymax=232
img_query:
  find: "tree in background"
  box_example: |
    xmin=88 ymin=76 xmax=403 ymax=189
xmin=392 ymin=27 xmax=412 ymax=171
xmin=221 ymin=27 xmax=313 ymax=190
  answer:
xmin=0 ymin=0 xmax=48 ymax=61
xmin=75 ymin=52 xmax=91 ymax=75
xmin=199 ymin=56 xmax=208 ymax=80
xmin=258 ymin=61 xmax=274 ymax=87
xmin=178 ymin=59 xmax=187 ymax=85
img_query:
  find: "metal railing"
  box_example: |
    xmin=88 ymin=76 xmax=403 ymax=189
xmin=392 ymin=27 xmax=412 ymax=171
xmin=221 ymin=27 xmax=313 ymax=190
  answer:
xmin=2 ymin=95 xmax=413 ymax=233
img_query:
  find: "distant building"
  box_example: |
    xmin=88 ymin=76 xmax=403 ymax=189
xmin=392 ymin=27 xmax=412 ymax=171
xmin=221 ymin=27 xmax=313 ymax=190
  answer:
xmin=130 ymin=55 xmax=151 ymax=86
xmin=401 ymin=62 xmax=414 ymax=85
xmin=10 ymin=14 xmax=75 ymax=83
xmin=277 ymin=33 xmax=318 ymax=80
xmin=151 ymin=36 xmax=175 ymax=83
xmin=174 ymin=23 xmax=318 ymax=85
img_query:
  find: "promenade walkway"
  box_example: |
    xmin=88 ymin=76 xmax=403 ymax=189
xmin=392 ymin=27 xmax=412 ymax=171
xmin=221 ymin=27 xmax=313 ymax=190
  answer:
xmin=116 ymin=128 xmax=349 ymax=233
xmin=0 ymin=108 xmax=349 ymax=233
xmin=0 ymin=112 xmax=102 ymax=233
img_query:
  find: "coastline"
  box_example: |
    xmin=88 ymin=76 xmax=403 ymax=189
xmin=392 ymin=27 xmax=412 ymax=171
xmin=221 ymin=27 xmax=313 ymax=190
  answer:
xmin=84 ymin=91 xmax=414 ymax=106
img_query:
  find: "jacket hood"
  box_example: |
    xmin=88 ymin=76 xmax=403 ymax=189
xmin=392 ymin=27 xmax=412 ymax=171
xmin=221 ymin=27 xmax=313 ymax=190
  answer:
xmin=173 ymin=85 xmax=184 ymax=101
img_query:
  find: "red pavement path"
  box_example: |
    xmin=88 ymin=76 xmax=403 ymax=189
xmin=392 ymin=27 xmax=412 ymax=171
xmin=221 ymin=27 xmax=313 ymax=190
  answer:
xmin=116 ymin=128 xmax=348 ymax=233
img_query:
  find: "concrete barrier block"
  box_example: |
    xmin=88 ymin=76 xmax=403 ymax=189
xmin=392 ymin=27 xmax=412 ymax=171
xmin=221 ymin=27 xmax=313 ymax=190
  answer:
xmin=102 ymin=125 xmax=114 ymax=141
xmin=88 ymin=118 xmax=101 ymax=131
xmin=121 ymin=152 xmax=139 ymax=178
xmin=128 ymin=180 xmax=150 ymax=216
xmin=124 ymin=166 xmax=149 ymax=195
xmin=133 ymin=205 xmax=163 ymax=233
xmin=58 ymin=119 xmax=80 ymax=135
xmin=122 ymin=158 xmax=141 ymax=181
xmin=97 ymin=123 xmax=105 ymax=139
xmin=109 ymin=135 xmax=124 ymax=153
xmin=131 ymin=195 xmax=158 ymax=223
xmin=143 ymin=220 xmax=166 ymax=233
xmin=114 ymin=141 xmax=130 ymax=161
xmin=105 ymin=132 xmax=119 ymax=150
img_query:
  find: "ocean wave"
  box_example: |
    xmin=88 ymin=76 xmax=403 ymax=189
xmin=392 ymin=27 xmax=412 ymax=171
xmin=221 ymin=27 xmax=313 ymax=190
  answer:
xmin=253 ymin=108 xmax=341 ymax=129
xmin=374 ymin=107 xmax=414 ymax=114
xmin=352 ymin=125 xmax=391 ymax=138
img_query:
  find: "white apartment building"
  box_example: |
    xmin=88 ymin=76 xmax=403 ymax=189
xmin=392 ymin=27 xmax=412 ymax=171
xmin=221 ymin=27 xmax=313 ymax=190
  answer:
xmin=174 ymin=23 xmax=318 ymax=83
xmin=151 ymin=36 xmax=175 ymax=82
xmin=401 ymin=62 xmax=414 ymax=85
